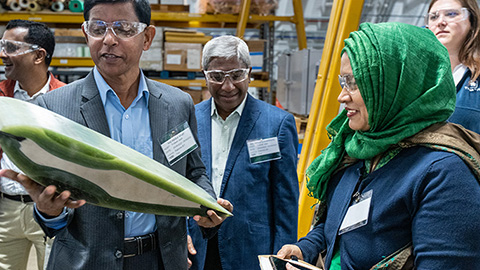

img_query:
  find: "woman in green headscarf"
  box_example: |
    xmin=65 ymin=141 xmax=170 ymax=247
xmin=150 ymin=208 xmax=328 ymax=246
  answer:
xmin=276 ymin=22 xmax=480 ymax=269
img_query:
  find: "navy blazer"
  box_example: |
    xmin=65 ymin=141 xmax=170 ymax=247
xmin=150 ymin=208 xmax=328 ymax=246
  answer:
xmin=297 ymin=146 xmax=480 ymax=269
xmin=33 ymin=71 xmax=216 ymax=270
xmin=188 ymin=95 xmax=299 ymax=270
xmin=448 ymin=68 xmax=480 ymax=134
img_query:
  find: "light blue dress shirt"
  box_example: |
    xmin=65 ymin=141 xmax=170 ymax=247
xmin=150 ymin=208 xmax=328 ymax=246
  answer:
xmin=36 ymin=67 xmax=156 ymax=237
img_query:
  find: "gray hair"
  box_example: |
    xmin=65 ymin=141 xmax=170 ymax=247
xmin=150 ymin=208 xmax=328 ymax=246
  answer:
xmin=202 ymin=35 xmax=251 ymax=70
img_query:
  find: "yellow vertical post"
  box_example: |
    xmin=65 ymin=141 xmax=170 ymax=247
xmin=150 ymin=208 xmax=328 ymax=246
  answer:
xmin=292 ymin=0 xmax=307 ymax=50
xmin=236 ymin=0 xmax=252 ymax=38
xmin=296 ymin=0 xmax=365 ymax=239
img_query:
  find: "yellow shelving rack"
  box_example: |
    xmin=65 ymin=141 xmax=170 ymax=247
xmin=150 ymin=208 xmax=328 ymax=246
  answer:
xmin=296 ymin=0 xmax=365 ymax=239
xmin=0 ymin=0 xmax=307 ymax=91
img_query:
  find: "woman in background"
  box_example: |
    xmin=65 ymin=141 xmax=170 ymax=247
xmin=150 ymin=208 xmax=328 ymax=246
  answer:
xmin=427 ymin=0 xmax=480 ymax=133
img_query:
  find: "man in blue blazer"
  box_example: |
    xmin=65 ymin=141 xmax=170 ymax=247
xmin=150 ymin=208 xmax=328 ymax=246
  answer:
xmin=0 ymin=0 xmax=231 ymax=269
xmin=187 ymin=36 xmax=299 ymax=270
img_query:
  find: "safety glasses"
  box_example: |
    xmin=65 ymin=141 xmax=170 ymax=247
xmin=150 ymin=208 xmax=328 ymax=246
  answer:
xmin=425 ymin=8 xmax=469 ymax=26
xmin=338 ymin=74 xmax=358 ymax=94
xmin=0 ymin=39 xmax=41 ymax=57
xmin=204 ymin=68 xmax=250 ymax=84
xmin=82 ymin=20 xmax=147 ymax=39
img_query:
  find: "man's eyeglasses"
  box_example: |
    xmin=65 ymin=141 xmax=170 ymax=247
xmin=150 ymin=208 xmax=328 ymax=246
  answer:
xmin=204 ymin=68 xmax=250 ymax=84
xmin=0 ymin=39 xmax=41 ymax=57
xmin=82 ymin=20 xmax=147 ymax=39
xmin=425 ymin=8 xmax=469 ymax=26
xmin=338 ymin=74 xmax=358 ymax=93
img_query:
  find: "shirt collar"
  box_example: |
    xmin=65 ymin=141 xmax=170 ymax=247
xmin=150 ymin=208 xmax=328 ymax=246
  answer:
xmin=14 ymin=72 xmax=51 ymax=98
xmin=210 ymin=94 xmax=248 ymax=119
xmin=93 ymin=66 xmax=149 ymax=106
xmin=452 ymin=64 xmax=468 ymax=86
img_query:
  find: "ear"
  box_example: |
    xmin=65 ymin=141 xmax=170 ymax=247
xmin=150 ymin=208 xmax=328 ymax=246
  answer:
xmin=82 ymin=24 xmax=90 ymax=44
xmin=203 ymin=70 xmax=209 ymax=83
xmin=142 ymin=25 xmax=156 ymax=51
xmin=248 ymin=66 xmax=252 ymax=83
xmin=34 ymin=48 xmax=47 ymax=65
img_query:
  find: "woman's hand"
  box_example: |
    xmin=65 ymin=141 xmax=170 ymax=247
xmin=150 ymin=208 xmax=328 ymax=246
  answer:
xmin=277 ymin=244 xmax=304 ymax=260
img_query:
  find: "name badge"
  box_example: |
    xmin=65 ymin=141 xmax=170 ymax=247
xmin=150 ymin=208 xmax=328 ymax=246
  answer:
xmin=160 ymin=122 xmax=198 ymax=165
xmin=339 ymin=189 xmax=372 ymax=235
xmin=246 ymin=137 xmax=281 ymax=164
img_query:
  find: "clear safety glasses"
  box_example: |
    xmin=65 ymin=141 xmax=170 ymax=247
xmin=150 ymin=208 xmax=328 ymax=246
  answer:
xmin=0 ymin=39 xmax=41 ymax=57
xmin=338 ymin=74 xmax=358 ymax=94
xmin=204 ymin=68 xmax=250 ymax=84
xmin=82 ymin=20 xmax=148 ymax=39
xmin=425 ymin=8 xmax=470 ymax=26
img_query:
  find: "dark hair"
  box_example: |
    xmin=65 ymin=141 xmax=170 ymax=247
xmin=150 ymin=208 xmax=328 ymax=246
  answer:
xmin=6 ymin=19 xmax=55 ymax=66
xmin=429 ymin=0 xmax=480 ymax=81
xmin=83 ymin=0 xmax=151 ymax=25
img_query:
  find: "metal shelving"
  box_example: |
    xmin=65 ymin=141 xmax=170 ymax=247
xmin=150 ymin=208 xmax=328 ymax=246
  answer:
xmin=0 ymin=1 xmax=306 ymax=92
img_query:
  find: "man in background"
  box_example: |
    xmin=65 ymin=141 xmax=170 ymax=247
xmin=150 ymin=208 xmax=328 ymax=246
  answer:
xmin=0 ymin=19 xmax=65 ymax=270
xmin=187 ymin=35 xmax=299 ymax=270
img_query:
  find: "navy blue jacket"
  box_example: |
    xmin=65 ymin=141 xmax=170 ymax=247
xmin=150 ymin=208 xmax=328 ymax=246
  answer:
xmin=188 ymin=95 xmax=299 ymax=270
xmin=449 ymin=68 xmax=480 ymax=134
xmin=297 ymin=146 xmax=480 ymax=269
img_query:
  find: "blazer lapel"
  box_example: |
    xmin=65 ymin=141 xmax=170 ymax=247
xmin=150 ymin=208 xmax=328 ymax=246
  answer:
xmin=197 ymin=100 xmax=212 ymax=179
xmin=79 ymin=72 xmax=110 ymax=137
xmin=146 ymin=79 xmax=168 ymax=164
xmin=220 ymin=95 xmax=260 ymax=196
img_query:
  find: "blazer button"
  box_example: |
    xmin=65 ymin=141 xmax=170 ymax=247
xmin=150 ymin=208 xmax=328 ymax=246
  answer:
xmin=115 ymin=250 xmax=123 ymax=258
xmin=116 ymin=212 xmax=123 ymax=219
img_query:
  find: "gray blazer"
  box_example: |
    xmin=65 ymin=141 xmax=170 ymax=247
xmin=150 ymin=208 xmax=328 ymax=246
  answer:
xmin=34 ymin=72 xmax=216 ymax=270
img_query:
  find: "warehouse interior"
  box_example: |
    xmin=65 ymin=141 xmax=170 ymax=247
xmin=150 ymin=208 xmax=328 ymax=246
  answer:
xmin=0 ymin=0 xmax=478 ymax=269
xmin=0 ymin=0 xmax=450 ymax=111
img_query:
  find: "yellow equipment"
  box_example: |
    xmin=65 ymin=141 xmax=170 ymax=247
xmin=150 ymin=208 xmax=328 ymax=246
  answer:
xmin=297 ymin=0 xmax=365 ymax=239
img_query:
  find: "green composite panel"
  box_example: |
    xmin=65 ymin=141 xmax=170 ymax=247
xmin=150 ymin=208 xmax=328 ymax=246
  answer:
xmin=0 ymin=97 xmax=231 ymax=218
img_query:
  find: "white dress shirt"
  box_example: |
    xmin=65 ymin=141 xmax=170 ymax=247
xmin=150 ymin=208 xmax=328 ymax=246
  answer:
xmin=210 ymin=95 xmax=247 ymax=197
xmin=453 ymin=63 xmax=467 ymax=86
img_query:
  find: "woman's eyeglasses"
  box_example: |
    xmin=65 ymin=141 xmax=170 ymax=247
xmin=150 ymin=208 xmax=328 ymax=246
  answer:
xmin=338 ymin=74 xmax=358 ymax=93
xmin=425 ymin=8 xmax=469 ymax=26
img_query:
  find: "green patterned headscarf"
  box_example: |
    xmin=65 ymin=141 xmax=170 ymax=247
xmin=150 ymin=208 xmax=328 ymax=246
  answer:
xmin=306 ymin=22 xmax=456 ymax=202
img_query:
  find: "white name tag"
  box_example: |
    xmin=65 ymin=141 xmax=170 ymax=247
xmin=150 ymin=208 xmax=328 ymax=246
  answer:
xmin=160 ymin=122 xmax=198 ymax=165
xmin=339 ymin=189 xmax=372 ymax=235
xmin=246 ymin=137 xmax=281 ymax=164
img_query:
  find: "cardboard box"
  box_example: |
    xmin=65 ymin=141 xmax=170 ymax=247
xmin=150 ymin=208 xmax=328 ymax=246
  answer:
xmin=198 ymin=0 xmax=277 ymax=15
xmin=163 ymin=42 xmax=202 ymax=72
xmin=181 ymin=88 xmax=203 ymax=104
xmin=160 ymin=0 xmax=185 ymax=4
xmin=245 ymin=39 xmax=265 ymax=72
xmin=54 ymin=28 xmax=84 ymax=37
xmin=140 ymin=27 xmax=163 ymax=71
